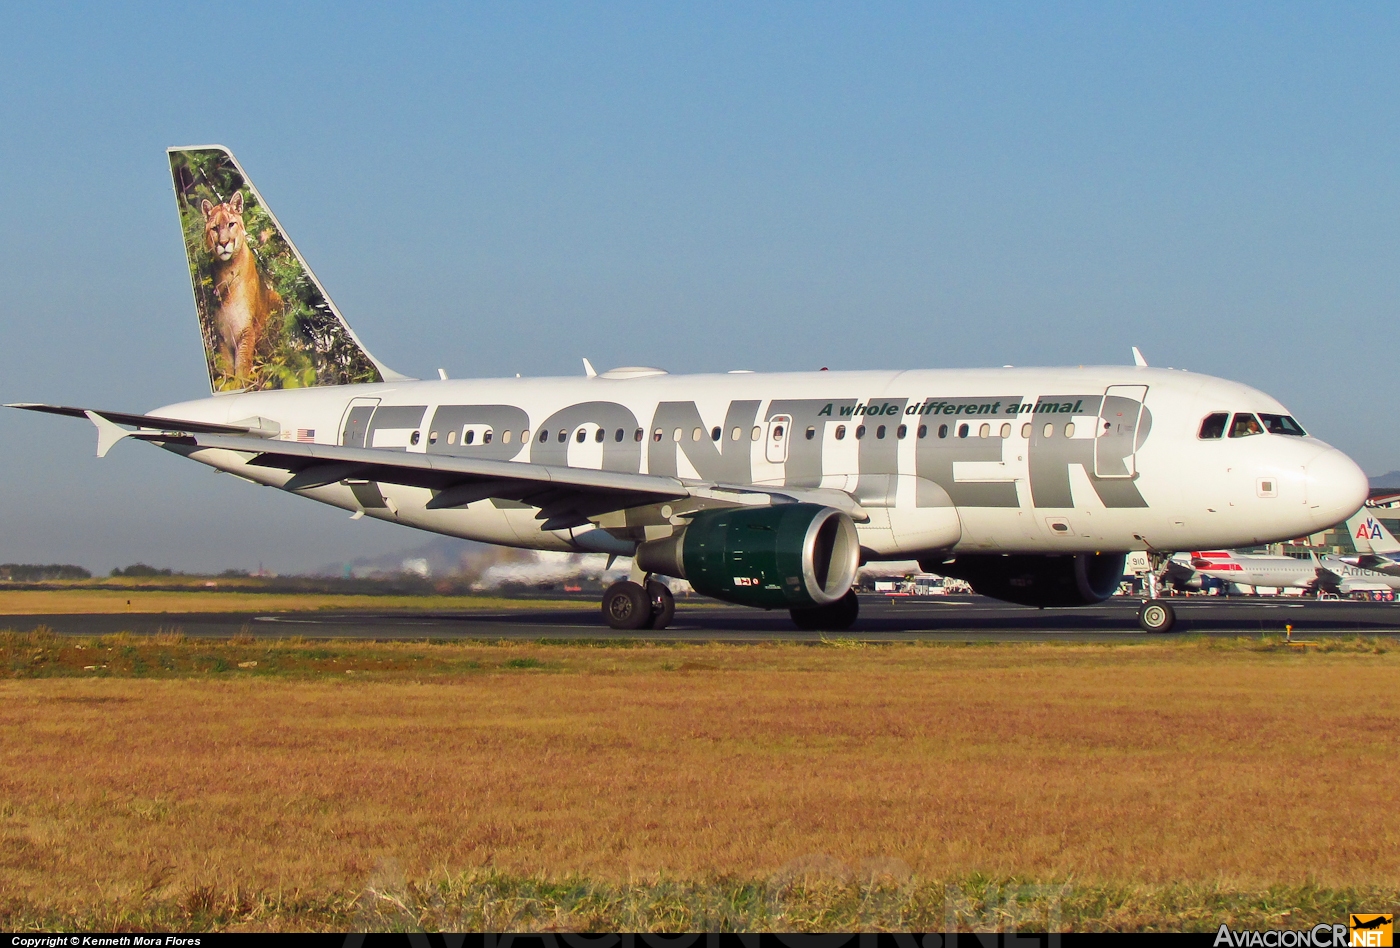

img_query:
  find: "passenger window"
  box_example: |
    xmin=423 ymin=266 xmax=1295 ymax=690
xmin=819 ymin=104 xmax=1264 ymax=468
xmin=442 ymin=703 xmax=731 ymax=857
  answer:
xmin=447 ymin=430 xmax=457 ymax=445
xmin=917 ymin=425 xmax=927 ymax=439
xmin=614 ymin=428 xmax=624 ymax=442
xmin=876 ymin=425 xmax=886 ymax=439
xmin=1229 ymin=413 xmax=1263 ymax=438
xmin=634 ymin=428 xmax=643 ymax=442
xmin=501 ymin=430 xmax=511 ymax=444
xmin=653 ymin=428 xmax=664 ymax=442
xmin=692 ymin=427 xmax=703 ymax=442
xmin=1198 ymin=412 xmax=1228 ymax=440
xmin=1021 ymin=423 xmax=1030 ymax=439
xmin=593 ymin=428 xmax=604 ymax=443
xmin=428 ymin=430 xmax=438 ymax=444
xmin=957 ymin=423 xmax=969 ymax=438
xmin=897 ymin=424 xmax=907 ymax=439
xmin=855 ymin=425 xmax=866 ymax=439
xmin=711 ymin=426 xmax=722 ymax=442
xmin=938 ymin=424 xmax=948 ymax=439
xmin=1043 ymin=423 xmax=1054 ymax=439
xmin=558 ymin=429 xmax=568 ymax=443
xmin=483 ymin=430 xmax=493 ymax=444
xmin=410 ymin=430 xmax=421 ymax=445
xmin=835 ymin=425 xmax=846 ymax=440
xmin=1064 ymin=422 xmax=1075 ymax=438
xmin=979 ymin=423 xmax=990 ymax=438
xmin=1259 ymin=413 xmax=1307 ymax=436
xmin=672 ymin=428 xmax=683 ymax=442
xmin=751 ymin=426 xmax=762 ymax=441
xmin=464 ymin=429 xmax=476 ymax=445
xmin=731 ymin=426 xmax=742 ymax=441
xmin=521 ymin=430 xmax=529 ymax=443
xmin=772 ymin=424 xmax=785 ymax=439
xmin=1000 ymin=423 xmax=1011 ymax=438
xmin=805 ymin=426 xmax=816 ymax=440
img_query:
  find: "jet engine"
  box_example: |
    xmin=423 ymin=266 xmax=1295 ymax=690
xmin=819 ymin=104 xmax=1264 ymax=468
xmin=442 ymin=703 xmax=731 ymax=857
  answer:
xmin=635 ymin=503 xmax=860 ymax=609
xmin=926 ymin=552 xmax=1127 ymax=607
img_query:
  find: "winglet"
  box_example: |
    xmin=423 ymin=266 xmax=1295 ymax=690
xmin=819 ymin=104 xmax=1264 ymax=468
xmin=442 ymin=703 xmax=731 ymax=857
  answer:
xmin=84 ymin=411 xmax=130 ymax=458
xmin=583 ymin=358 xmax=598 ymax=378
xmin=1132 ymin=346 xmax=1148 ymax=367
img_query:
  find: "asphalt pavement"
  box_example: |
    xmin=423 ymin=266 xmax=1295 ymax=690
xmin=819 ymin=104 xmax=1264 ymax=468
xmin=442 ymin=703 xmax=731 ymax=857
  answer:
xmin=6 ymin=595 xmax=1400 ymax=641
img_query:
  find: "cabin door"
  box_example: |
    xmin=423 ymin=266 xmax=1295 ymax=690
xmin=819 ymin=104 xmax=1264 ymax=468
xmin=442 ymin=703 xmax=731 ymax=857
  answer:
xmin=1094 ymin=385 xmax=1148 ymax=478
xmin=340 ymin=398 xmax=381 ymax=447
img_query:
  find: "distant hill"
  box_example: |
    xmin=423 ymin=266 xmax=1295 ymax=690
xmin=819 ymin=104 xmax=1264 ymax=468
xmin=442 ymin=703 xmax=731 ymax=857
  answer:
xmin=1371 ymin=471 xmax=1400 ymax=489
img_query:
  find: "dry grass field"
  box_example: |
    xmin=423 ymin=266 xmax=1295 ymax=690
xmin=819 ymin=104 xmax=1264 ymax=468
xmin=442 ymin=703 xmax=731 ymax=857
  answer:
xmin=0 ymin=630 xmax=1396 ymax=930
xmin=0 ymin=589 xmax=581 ymax=614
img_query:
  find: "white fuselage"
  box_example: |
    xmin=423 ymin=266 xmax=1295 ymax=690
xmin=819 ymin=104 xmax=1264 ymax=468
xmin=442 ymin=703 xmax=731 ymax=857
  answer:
xmin=1319 ymin=556 xmax=1400 ymax=592
xmin=150 ymin=364 xmax=1367 ymax=558
xmin=1173 ymin=551 xmax=1321 ymax=590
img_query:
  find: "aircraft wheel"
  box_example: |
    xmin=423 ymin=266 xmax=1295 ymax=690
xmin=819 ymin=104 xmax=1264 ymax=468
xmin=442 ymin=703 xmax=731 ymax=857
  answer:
xmin=1138 ymin=599 xmax=1176 ymax=633
xmin=790 ymin=590 xmax=860 ymax=631
xmin=645 ymin=581 xmax=676 ymax=630
xmin=602 ymin=581 xmax=651 ymax=630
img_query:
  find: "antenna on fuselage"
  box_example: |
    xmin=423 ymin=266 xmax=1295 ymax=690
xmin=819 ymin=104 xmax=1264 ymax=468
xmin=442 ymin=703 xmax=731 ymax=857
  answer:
xmin=1132 ymin=347 xmax=1148 ymax=367
xmin=583 ymin=358 xmax=598 ymax=378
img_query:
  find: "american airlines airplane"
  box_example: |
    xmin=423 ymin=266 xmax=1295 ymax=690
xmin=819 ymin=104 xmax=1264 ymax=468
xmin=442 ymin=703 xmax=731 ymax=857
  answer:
xmin=7 ymin=147 xmax=1370 ymax=633
xmin=1163 ymin=550 xmax=1323 ymax=593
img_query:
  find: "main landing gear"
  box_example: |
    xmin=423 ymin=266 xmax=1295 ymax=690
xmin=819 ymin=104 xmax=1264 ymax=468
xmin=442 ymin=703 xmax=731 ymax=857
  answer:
xmin=602 ymin=579 xmax=675 ymax=631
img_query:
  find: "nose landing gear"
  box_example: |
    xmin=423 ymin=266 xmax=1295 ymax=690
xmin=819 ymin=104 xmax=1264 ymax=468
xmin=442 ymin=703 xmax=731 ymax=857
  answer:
xmin=602 ymin=579 xmax=675 ymax=630
xmin=1138 ymin=599 xmax=1176 ymax=633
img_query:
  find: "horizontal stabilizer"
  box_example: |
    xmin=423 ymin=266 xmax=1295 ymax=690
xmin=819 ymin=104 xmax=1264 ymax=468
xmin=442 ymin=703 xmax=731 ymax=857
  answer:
xmin=7 ymin=403 xmax=255 ymax=435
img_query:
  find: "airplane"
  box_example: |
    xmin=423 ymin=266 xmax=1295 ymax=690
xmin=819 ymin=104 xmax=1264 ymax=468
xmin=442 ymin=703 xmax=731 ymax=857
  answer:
xmin=5 ymin=146 xmax=1370 ymax=634
xmin=1314 ymin=556 xmax=1400 ymax=596
xmin=1162 ymin=549 xmax=1323 ymax=594
xmin=1342 ymin=510 xmax=1400 ymax=576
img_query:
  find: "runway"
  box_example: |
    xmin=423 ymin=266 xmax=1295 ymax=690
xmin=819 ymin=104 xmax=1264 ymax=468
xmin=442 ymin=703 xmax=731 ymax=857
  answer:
xmin=7 ymin=595 xmax=1400 ymax=641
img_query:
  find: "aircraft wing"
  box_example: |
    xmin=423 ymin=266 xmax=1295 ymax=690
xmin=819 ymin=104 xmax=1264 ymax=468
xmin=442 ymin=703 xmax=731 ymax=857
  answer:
xmin=11 ymin=405 xmax=867 ymax=531
xmin=1351 ymin=553 xmax=1400 ymax=576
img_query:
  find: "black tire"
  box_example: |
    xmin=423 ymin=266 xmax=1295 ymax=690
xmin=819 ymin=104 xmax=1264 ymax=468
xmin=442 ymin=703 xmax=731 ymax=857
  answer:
xmin=1138 ymin=599 xmax=1176 ymax=633
xmin=645 ymin=581 xmax=676 ymax=630
xmin=790 ymin=589 xmax=860 ymax=631
xmin=602 ymin=581 xmax=651 ymax=630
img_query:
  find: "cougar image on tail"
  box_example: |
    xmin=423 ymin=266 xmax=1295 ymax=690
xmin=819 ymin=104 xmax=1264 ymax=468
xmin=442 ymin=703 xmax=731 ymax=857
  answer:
xmin=170 ymin=145 xmax=389 ymax=391
xmin=201 ymin=190 xmax=282 ymax=382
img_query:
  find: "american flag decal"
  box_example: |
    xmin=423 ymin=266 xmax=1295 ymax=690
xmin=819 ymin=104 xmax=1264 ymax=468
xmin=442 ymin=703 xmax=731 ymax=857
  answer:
xmin=296 ymin=429 xmax=316 ymax=442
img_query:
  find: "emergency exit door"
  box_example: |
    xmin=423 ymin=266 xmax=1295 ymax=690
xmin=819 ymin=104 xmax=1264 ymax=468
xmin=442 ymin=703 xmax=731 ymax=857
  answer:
xmin=765 ymin=414 xmax=792 ymax=463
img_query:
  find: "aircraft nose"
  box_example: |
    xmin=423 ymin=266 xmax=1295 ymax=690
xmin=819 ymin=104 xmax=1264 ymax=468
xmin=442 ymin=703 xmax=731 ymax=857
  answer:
xmin=1304 ymin=447 xmax=1368 ymax=529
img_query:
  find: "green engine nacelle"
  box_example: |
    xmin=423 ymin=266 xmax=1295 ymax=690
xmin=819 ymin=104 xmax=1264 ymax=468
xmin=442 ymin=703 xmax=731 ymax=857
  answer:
xmin=634 ymin=503 xmax=860 ymax=609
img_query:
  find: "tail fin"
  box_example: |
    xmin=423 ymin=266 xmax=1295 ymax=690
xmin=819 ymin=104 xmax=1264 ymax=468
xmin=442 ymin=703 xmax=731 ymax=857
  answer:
xmin=1346 ymin=510 xmax=1400 ymax=555
xmin=168 ymin=145 xmax=406 ymax=392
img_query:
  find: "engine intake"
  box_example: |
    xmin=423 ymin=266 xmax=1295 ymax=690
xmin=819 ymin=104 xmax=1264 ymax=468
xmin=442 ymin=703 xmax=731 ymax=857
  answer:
xmin=927 ymin=552 xmax=1127 ymax=607
xmin=636 ymin=504 xmax=860 ymax=609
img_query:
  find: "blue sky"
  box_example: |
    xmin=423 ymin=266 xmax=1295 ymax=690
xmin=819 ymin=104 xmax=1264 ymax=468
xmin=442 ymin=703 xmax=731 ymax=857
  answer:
xmin=1 ymin=3 xmax=1397 ymax=573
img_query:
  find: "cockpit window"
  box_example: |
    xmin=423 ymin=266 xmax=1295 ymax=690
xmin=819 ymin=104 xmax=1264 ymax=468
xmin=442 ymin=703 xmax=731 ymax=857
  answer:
xmin=1258 ymin=413 xmax=1307 ymax=436
xmin=1229 ymin=413 xmax=1264 ymax=438
xmin=1198 ymin=412 xmax=1228 ymax=440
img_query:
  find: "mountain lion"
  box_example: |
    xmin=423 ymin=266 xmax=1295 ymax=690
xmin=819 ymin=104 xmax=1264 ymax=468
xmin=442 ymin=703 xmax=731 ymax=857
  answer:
xmin=201 ymin=190 xmax=282 ymax=383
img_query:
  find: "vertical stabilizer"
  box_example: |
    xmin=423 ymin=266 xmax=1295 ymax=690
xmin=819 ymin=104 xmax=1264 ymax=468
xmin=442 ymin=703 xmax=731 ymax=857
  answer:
xmin=168 ymin=146 xmax=406 ymax=392
xmin=1348 ymin=510 xmax=1400 ymax=555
